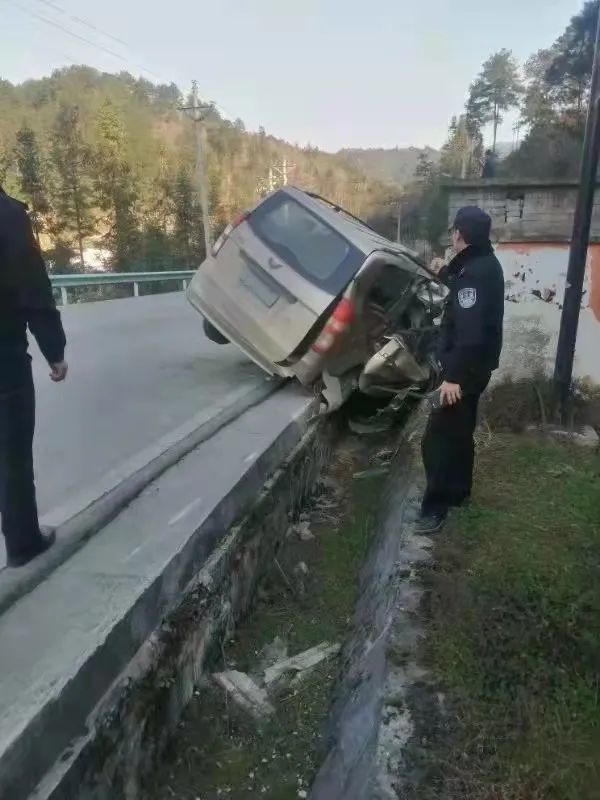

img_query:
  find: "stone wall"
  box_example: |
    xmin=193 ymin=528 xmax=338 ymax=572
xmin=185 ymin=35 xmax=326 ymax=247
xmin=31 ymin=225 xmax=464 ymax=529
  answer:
xmin=446 ymin=179 xmax=600 ymax=244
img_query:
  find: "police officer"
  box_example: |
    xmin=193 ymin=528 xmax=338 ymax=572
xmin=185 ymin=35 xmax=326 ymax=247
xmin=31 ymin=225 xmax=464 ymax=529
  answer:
xmin=0 ymin=187 xmax=67 ymax=567
xmin=416 ymin=206 xmax=504 ymax=534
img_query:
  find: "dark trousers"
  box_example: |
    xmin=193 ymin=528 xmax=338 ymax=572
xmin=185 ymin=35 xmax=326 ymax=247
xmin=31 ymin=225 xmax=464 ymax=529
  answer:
xmin=421 ymin=386 xmax=486 ymax=516
xmin=0 ymin=366 xmax=43 ymax=561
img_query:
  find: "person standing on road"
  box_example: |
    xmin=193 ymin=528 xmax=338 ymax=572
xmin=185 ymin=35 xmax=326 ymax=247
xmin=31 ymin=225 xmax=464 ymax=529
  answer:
xmin=0 ymin=187 xmax=68 ymax=567
xmin=481 ymin=149 xmax=497 ymax=179
xmin=416 ymin=206 xmax=504 ymax=535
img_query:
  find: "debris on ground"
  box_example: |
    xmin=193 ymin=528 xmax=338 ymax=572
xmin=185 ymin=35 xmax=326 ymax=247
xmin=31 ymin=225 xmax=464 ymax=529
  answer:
xmin=264 ymin=642 xmax=341 ymax=688
xmin=293 ymin=561 xmax=309 ymax=577
xmin=292 ymin=561 xmax=310 ymax=595
xmin=212 ymin=671 xmax=275 ymax=719
xmin=352 ymin=465 xmax=390 ymax=480
xmin=288 ymin=520 xmax=315 ymax=541
xmin=348 ymin=415 xmax=394 ymax=435
xmin=548 ymin=424 xmax=599 ymax=448
xmin=256 ymin=636 xmax=288 ymax=674
xmin=372 ymin=446 xmax=395 ymax=464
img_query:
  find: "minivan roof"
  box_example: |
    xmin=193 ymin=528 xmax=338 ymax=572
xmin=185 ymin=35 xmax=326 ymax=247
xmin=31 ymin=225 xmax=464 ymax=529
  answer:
xmin=280 ymin=186 xmax=422 ymax=263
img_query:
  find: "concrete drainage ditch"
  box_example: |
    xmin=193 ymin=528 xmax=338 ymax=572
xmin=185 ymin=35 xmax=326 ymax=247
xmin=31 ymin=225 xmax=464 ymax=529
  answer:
xmin=32 ymin=402 xmax=431 ymax=800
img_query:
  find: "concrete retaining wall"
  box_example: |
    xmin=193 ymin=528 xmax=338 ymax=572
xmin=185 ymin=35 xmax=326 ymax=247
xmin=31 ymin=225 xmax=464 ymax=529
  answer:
xmin=31 ymin=413 xmax=333 ymax=800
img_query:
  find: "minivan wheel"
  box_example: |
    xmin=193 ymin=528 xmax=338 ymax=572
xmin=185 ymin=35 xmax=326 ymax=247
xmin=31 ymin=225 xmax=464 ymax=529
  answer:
xmin=203 ymin=318 xmax=230 ymax=345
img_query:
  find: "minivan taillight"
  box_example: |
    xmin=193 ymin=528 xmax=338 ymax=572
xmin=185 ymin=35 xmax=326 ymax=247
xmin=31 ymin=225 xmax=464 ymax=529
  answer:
xmin=211 ymin=212 xmax=249 ymax=257
xmin=311 ymin=297 xmax=355 ymax=354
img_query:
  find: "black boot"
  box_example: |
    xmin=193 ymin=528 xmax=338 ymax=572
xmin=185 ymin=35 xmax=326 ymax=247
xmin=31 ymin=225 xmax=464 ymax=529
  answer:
xmin=414 ymin=510 xmax=447 ymax=535
xmin=7 ymin=528 xmax=56 ymax=568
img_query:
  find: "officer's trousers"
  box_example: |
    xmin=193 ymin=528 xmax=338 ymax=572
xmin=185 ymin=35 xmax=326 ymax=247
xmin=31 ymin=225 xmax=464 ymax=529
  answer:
xmin=421 ymin=384 xmax=487 ymax=516
xmin=0 ymin=364 xmax=43 ymax=562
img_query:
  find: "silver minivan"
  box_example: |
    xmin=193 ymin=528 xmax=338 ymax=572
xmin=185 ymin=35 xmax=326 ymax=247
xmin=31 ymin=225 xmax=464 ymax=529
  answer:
xmin=187 ymin=187 xmax=444 ymax=411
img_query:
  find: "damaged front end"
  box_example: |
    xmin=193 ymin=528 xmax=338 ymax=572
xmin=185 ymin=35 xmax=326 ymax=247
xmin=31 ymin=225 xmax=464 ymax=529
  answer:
xmin=317 ymin=268 xmax=445 ymax=419
xmin=358 ymin=334 xmax=440 ymax=399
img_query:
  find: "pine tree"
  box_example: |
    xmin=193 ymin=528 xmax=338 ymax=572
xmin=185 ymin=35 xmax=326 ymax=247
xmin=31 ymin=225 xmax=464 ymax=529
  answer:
xmin=173 ymin=166 xmax=204 ymax=267
xmin=467 ymin=50 xmax=523 ymax=151
xmin=440 ymin=115 xmax=481 ymax=178
xmin=93 ymin=100 xmax=139 ymax=271
xmin=15 ymin=125 xmax=49 ymax=242
xmin=52 ymin=105 xmax=94 ymax=268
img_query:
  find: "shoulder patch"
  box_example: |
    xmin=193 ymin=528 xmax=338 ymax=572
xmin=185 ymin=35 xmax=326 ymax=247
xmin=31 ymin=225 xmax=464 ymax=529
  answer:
xmin=458 ymin=287 xmax=477 ymax=309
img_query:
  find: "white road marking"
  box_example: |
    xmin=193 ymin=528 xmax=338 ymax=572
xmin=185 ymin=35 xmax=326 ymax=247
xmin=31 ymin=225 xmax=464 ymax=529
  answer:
xmin=168 ymin=497 xmax=204 ymax=526
xmin=123 ymin=545 xmax=144 ymax=563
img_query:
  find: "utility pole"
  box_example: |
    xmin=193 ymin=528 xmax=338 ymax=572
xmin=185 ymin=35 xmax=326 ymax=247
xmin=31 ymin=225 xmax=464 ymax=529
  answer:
xmin=553 ymin=10 xmax=600 ymax=422
xmin=271 ymin=159 xmax=295 ymax=188
xmin=180 ymin=81 xmax=212 ymax=258
xmin=396 ymin=202 xmax=402 ymax=242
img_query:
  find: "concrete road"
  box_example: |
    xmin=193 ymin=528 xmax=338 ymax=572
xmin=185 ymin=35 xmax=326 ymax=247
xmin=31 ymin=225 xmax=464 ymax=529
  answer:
xmin=29 ymin=292 xmax=265 ymax=516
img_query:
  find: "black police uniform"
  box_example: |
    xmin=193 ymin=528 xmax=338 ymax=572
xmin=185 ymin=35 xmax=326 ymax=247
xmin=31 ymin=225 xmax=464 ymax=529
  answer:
xmin=0 ymin=190 xmax=66 ymax=565
xmin=421 ymin=241 xmax=504 ymax=516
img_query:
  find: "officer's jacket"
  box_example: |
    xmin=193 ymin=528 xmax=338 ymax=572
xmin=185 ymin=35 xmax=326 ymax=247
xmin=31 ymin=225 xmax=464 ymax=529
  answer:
xmin=0 ymin=191 xmax=66 ymax=392
xmin=437 ymin=242 xmax=504 ymax=390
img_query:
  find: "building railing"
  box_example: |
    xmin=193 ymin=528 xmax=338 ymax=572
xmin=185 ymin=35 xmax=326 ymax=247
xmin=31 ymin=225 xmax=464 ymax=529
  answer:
xmin=50 ymin=271 xmax=196 ymax=305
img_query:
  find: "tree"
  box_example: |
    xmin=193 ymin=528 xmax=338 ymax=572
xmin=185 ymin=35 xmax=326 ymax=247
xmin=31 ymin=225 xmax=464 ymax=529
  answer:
xmin=467 ymin=49 xmax=523 ymax=151
xmin=521 ymin=49 xmax=559 ymax=129
xmin=173 ymin=166 xmax=198 ymax=267
xmin=503 ymin=2 xmax=599 ymax=178
xmin=93 ymin=100 xmax=139 ymax=271
xmin=545 ymin=0 xmax=599 ymax=123
xmin=414 ymin=151 xmax=435 ymax=182
xmin=52 ymin=105 xmax=94 ymax=268
xmin=440 ymin=115 xmax=482 ymax=178
xmin=0 ymin=65 xmax=402 ymax=267
xmin=407 ymin=155 xmax=448 ymax=248
xmin=15 ymin=125 xmax=48 ymax=242
xmin=0 ymin=142 xmax=11 ymax=188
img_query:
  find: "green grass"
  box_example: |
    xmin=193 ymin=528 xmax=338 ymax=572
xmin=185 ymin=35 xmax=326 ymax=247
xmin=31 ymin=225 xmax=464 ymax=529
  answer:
xmin=418 ymin=434 xmax=600 ymax=800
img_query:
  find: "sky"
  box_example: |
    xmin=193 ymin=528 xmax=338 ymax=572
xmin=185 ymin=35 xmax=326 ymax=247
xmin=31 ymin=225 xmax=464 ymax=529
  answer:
xmin=0 ymin=0 xmax=584 ymax=152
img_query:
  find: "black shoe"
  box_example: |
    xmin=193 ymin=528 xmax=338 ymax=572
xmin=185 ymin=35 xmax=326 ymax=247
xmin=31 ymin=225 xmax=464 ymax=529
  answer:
xmin=6 ymin=528 xmax=56 ymax=568
xmin=414 ymin=512 xmax=447 ymax=535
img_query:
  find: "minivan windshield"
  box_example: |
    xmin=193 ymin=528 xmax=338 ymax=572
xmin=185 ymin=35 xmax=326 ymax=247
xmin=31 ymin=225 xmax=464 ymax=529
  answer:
xmin=247 ymin=193 xmax=364 ymax=294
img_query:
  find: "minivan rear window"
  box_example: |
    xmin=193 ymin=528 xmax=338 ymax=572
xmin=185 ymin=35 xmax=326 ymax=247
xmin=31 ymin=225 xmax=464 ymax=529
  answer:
xmin=247 ymin=193 xmax=364 ymax=293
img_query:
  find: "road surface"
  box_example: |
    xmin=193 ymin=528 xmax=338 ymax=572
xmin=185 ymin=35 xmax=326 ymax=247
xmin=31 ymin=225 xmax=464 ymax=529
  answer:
xmin=30 ymin=292 xmax=265 ymax=516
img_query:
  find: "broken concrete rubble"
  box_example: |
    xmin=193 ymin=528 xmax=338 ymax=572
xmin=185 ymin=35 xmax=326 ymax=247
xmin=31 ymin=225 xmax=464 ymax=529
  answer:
xmin=212 ymin=670 xmax=275 ymax=719
xmin=264 ymin=642 xmax=341 ymax=688
xmin=288 ymin=520 xmax=315 ymax=541
xmin=257 ymin=636 xmax=288 ymax=674
xmin=548 ymin=424 xmax=599 ymax=448
xmin=293 ymin=561 xmax=309 ymax=577
xmin=213 ymin=641 xmax=341 ymax=720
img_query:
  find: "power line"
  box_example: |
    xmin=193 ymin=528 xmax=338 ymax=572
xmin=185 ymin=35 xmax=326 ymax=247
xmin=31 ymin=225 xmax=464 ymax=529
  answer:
xmin=5 ymin=0 xmax=164 ymax=82
xmin=5 ymin=0 xmax=237 ymax=120
xmin=34 ymin=0 xmax=128 ymax=48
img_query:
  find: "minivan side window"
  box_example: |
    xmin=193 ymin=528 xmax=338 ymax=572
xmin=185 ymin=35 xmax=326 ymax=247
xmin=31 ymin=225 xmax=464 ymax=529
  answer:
xmin=248 ymin=193 xmax=364 ymax=293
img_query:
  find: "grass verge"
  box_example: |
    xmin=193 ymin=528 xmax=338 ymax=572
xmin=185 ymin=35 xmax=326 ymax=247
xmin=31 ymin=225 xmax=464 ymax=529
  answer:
xmin=415 ymin=433 xmax=600 ymax=800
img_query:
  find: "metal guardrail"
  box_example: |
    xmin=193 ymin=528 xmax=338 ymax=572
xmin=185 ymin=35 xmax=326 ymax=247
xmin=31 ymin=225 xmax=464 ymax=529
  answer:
xmin=50 ymin=270 xmax=196 ymax=305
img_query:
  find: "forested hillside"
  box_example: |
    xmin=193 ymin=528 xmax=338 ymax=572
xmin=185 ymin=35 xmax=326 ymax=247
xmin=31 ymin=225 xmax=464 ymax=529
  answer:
xmin=0 ymin=66 xmax=399 ymax=271
xmin=340 ymin=146 xmax=440 ymax=188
